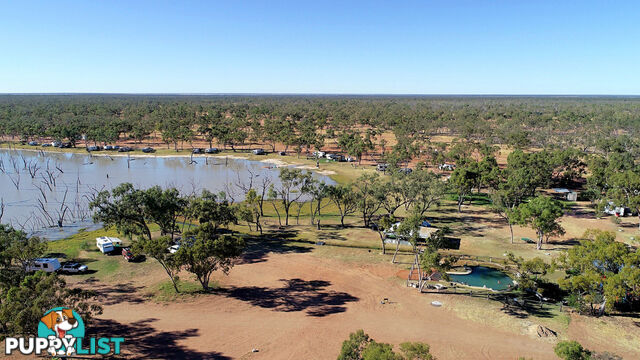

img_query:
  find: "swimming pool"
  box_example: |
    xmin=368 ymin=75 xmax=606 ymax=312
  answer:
xmin=448 ymin=266 xmax=513 ymax=291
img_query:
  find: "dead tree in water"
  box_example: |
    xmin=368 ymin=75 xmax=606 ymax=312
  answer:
xmin=36 ymin=197 xmax=55 ymax=227
xmin=34 ymin=183 xmax=48 ymax=203
xmin=7 ymin=156 xmax=21 ymax=189
xmin=27 ymin=159 xmax=40 ymax=179
xmin=0 ymin=198 xmax=5 ymax=222
xmin=56 ymin=187 xmax=71 ymax=227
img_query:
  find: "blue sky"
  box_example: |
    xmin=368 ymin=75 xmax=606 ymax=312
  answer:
xmin=1 ymin=1 xmax=639 ymax=94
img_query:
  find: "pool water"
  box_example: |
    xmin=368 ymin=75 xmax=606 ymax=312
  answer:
xmin=448 ymin=266 xmax=513 ymax=291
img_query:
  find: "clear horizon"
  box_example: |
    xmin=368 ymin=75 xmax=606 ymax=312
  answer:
xmin=1 ymin=1 xmax=639 ymax=94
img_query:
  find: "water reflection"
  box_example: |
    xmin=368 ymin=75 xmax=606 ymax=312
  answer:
xmin=0 ymin=149 xmax=334 ymax=240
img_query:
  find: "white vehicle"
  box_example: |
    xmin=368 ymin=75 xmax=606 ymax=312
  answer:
xmin=313 ymin=151 xmax=325 ymax=158
xmin=603 ymin=202 xmax=631 ymax=217
xmin=439 ymin=163 xmax=455 ymax=171
xmin=26 ymin=258 xmax=61 ymax=273
xmin=96 ymin=236 xmax=121 ymax=253
xmin=167 ymin=244 xmax=180 ymax=254
xmin=60 ymin=262 xmax=88 ymax=274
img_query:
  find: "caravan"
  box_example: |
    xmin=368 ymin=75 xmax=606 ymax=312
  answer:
xmin=96 ymin=236 xmax=122 ymax=254
xmin=26 ymin=258 xmax=61 ymax=273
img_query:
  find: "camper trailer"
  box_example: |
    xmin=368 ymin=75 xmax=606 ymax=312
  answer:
xmin=26 ymin=258 xmax=61 ymax=273
xmin=96 ymin=236 xmax=121 ymax=253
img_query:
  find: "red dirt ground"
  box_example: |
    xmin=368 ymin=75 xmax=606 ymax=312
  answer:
xmin=93 ymin=252 xmax=558 ymax=359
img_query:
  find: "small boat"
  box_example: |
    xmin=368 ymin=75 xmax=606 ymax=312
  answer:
xmin=431 ymin=301 xmax=442 ymax=307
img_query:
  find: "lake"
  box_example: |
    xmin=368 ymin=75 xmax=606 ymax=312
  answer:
xmin=0 ymin=149 xmax=335 ymax=240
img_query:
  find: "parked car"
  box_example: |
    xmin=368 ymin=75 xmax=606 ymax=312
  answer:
xmin=205 ymin=147 xmax=219 ymax=154
xmin=41 ymin=143 xmax=52 ymax=147
xmin=118 ymin=146 xmax=132 ymax=152
xmin=87 ymin=145 xmax=102 ymax=151
xmin=26 ymin=258 xmax=61 ymax=273
xmin=122 ymin=247 xmax=134 ymax=261
xmin=252 ymin=148 xmax=266 ymax=155
xmin=398 ymin=167 xmax=413 ymax=175
xmin=141 ymin=147 xmax=155 ymax=153
xmin=167 ymin=244 xmax=180 ymax=254
xmin=604 ymin=201 xmax=632 ymax=217
xmin=122 ymin=247 xmax=144 ymax=262
xmin=192 ymin=148 xmax=204 ymax=154
xmin=60 ymin=142 xmax=72 ymax=148
xmin=104 ymin=145 xmax=114 ymax=150
xmin=346 ymin=156 xmax=356 ymax=162
xmin=60 ymin=262 xmax=88 ymax=274
xmin=312 ymin=151 xmax=325 ymax=158
xmin=326 ymin=153 xmax=345 ymax=161
xmin=376 ymin=163 xmax=389 ymax=172
xmin=438 ymin=163 xmax=455 ymax=171
xmin=28 ymin=141 xmax=39 ymax=146
xmin=279 ymin=151 xmax=286 ymax=156
xmin=51 ymin=141 xmax=62 ymax=147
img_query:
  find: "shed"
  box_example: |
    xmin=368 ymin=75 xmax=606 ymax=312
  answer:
xmin=552 ymin=188 xmax=578 ymax=201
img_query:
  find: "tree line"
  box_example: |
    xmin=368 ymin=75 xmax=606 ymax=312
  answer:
xmin=3 ymin=95 xmax=640 ymax=164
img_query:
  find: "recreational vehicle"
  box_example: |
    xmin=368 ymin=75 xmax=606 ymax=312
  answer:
xmin=26 ymin=258 xmax=61 ymax=273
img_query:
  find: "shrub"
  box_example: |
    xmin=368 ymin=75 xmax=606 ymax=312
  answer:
xmin=554 ymin=341 xmax=590 ymax=360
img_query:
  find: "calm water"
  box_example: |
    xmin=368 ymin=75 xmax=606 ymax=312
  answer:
xmin=448 ymin=266 xmax=513 ymax=291
xmin=0 ymin=149 xmax=334 ymax=240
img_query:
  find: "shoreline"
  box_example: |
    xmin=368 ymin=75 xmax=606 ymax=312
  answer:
xmin=0 ymin=145 xmax=337 ymax=175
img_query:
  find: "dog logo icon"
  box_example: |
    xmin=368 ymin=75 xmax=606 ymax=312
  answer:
xmin=38 ymin=307 xmax=85 ymax=356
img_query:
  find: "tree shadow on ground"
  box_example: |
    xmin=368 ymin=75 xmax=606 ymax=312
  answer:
xmin=499 ymin=296 xmax=556 ymax=319
xmin=238 ymin=230 xmax=311 ymax=265
xmin=88 ymin=318 xmax=231 ymax=359
xmin=548 ymin=238 xmax=581 ymax=246
xmin=44 ymin=252 xmax=68 ymax=259
xmin=77 ymin=279 xmax=149 ymax=306
xmin=224 ymin=278 xmax=358 ymax=317
xmin=316 ymin=231 xmax=347 ymax=242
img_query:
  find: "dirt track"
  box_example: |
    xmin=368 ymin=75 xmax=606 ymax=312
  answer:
xmin=95 ymin=252 xmax=558 ymax=359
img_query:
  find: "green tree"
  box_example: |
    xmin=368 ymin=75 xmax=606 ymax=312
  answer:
xmin=307 ymin=180 xmax=330 ymax=230
xmin=506 ymin=253 xmax=550 ymax=291
xmin=328 ymin=184 xmax=359 ymax=227
xmin=554 ymin=341 xmax=590 ymax=360
xmin=557 ymin=229 xmax=640 ymax=314
xmin=398 ymin=342 xmax=435 ymax=360
xmin=354 ymin=173 xmax=385 ymax=228
xmin=189 ymin=190 xmax=237 ymax=232
xmin=177 ymin=223 xmax=245 ymax=290
xmin=133 ymin=235 xmax=182 ymax=293
xmin=337 ymin=330 xmax=435 ymax=360
xmin=373 ymin=214 xmax=395 ymax=255
xmin=338 ymin=329 xmax=371 ymax=360
xmin=605 ymin=170 xmax=640 ymax=229
xmin=512 ymin=196 xmax=565 ymax=250
xmin=361 ymin=342 xmax=401 ymax=360
xmin=244 ymin=189 xmax=263 ymax=234
xmin=90 ymin=183 xmax=155 ymax=242
xmin=406 ymin=170 xmax=446 ymax=216
xmin=144 ymin=186 xmax=188 ymax=239
xmin=268 ymin=168 xmax=313 ymax=226
xmin=0 ymin=225 xmax=47 ymax=272
xmin=0 ymin=272 xmax=102 ymax=337
xmin=490 ymin=166 xmax=533 ymax=244
xmin=449 ymin=166 xmax=477 ymax=212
